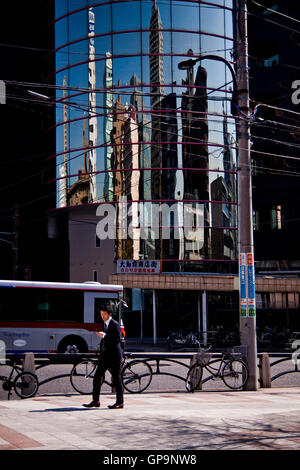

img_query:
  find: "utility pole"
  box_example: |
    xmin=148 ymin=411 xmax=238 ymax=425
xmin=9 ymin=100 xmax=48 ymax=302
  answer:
xmin=235 ymin=0 xmax=258 ymax=390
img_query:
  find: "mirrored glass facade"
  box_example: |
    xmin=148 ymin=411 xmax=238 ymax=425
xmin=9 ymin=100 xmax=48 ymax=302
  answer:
xmin=53 ymin=0 xmax=238 ymax=273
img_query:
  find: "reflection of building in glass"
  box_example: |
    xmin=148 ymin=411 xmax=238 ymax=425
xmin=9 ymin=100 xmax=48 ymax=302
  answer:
xmin=58 ymin=163 xmax=67 ymax=208
xmin=104 ymin=52 xmax=114 ymax=202
xmin=52 ymin=1 xmax=248 ymax=343
xmin=111 ymin=97 xmax=140 ymax=259
xmin=149 ymin=2 xmax=180 ymax=260
xmin=130 ymin=74 xmax=151 ymax=202
xmin=149 ymin=0 xmax=164 ymax=208
xmin=111 ymin=92 xmax=127 ymax=259
xmin=58 ymin=75 xmax=69 ymax=208
xmin=211 ymin=119 xmax=236 ymax=260
xmin=211 ymin=178 xmax=234 ymax=260
xmin=160 ymin=93 xmax=178 ymax=201
xmin=59 ymin=75 xmax=69 ymax=208
xmin=129 ymin=74 xmax=153 ymax=259
xmin=112 ymin=91 xmax=126 ymax=202
xmin=87 ymin=7 xmax=98 ymax=203
xmin=54 ymin=1 xmax=239 ymax=268
xmin=68 ymin=120 xmax=90 ymax=206
xmin=160 ymin=92 xmax=179 ymax=260
xmin=124 ymin=105 xmax=140 ymax=260
xmin=181 ymin=61 xmax=210 ymax=260
xmin=149 ymin=0 xmax=164 ymax=109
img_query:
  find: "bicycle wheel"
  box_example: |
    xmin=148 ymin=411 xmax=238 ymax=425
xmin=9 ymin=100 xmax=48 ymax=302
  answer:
xmin=70 ymin=360 xmax=97 ymax=395
xmin=222 ymin=359 xmax=249 ymax=390
xmin=14 ymin=372 xmax=39 ymax=398
xmin=122 ymin=360 xmax=152 ymax=393
xmin=185 ymin=363 xmax=203 ymax=392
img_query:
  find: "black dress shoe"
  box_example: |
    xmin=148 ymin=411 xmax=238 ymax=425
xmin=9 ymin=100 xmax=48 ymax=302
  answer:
xmin=82 ymin=400 xmax=100 ymax=408
xmin=108 ymin=403 xmax=124 ymax=409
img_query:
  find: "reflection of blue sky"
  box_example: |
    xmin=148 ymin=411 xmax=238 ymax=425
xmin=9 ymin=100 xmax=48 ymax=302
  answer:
xmin=55 ymin=0 xmax=236 ymax=207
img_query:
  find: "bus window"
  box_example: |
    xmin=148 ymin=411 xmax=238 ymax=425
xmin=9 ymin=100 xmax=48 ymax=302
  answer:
xmin=0 ymin=287 xmax=84 ymax=322
xmin=47 ymin=290 xmax=84 ymax=322
xmin=0 ymin=287 xmax=42 ymax=322
xmin=30 ymin=290 xmax=49 ymax=321
xmin=0 ymin=287 xmax=15 ymax=320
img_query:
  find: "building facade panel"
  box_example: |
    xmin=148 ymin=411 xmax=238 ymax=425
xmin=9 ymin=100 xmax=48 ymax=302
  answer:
xmin=53 ymin=0 xmax=238 ymax=277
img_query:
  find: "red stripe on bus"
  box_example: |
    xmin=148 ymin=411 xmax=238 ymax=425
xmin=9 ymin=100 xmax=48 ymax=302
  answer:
xmin=0 ymin=322 xmax=103 ymax=331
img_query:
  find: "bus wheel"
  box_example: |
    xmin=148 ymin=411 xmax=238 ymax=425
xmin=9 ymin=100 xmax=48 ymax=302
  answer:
xmin=57 ymin=336 xmax=88 ymax=354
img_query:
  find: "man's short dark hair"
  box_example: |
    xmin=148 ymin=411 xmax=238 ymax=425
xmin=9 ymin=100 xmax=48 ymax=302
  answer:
xmin=99 ymin=303 xmax=113 ymax=315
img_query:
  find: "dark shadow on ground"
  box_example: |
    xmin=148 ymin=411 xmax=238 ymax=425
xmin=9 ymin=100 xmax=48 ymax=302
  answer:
xmin=86 ymin=413 xmax=300 ymax=450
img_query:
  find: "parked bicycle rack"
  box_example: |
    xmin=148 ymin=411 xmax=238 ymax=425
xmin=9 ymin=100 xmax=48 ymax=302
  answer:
xmin=5 ymin=352 xmax=198 ymax=391
xmin=4 ymin=350 xmax=300 ymax=393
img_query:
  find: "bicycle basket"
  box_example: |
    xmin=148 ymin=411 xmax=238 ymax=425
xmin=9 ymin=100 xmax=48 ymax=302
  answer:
xmin=232 ymin=345 xmax=248 ymax=358
xmin=196 ymin=349 xmax=212 ymax=365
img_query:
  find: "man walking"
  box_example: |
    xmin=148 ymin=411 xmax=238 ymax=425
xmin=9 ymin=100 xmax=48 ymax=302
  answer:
xmin=83 ymin=303 xmax=124 ymax=409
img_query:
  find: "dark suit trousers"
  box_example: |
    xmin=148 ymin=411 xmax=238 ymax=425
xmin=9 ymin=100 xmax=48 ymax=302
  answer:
xmin=93 ymin=358 xmax=123 ymax=404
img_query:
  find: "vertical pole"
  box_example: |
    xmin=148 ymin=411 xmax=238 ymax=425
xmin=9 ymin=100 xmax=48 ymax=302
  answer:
xmin=0 ymin=80 xmax=6 ymax=104
xmin=197 ymin=294 xmax=201 ymax=336
xmin=236 ymin=0 xmax=258 ymax=390
xmin=13 ymin=205 xmax=19 ymax=280
xmin=152 ymin=290 xmax=157 ymax=344
xmin=140 ymin=289 xmax=144 ymax=344
xmin=202 ymin=290 xmax=207 ymax=346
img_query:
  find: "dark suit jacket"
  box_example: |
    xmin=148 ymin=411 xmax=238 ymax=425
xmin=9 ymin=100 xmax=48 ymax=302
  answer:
xmin=99 ymin=318 xmax=123 ymax=367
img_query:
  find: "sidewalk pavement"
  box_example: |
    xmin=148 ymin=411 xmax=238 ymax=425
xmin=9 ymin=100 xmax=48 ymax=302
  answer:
xmin=0 ymin=387 xmax=300 ymax=451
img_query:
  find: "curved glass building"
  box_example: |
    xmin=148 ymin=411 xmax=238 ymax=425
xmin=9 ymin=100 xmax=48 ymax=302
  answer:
xmin=53 ymin=1 xmax=239 ymax=338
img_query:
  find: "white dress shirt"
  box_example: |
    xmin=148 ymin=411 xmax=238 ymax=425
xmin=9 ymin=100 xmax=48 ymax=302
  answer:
xmin=102 ymin=316 xmax=112 ymax=337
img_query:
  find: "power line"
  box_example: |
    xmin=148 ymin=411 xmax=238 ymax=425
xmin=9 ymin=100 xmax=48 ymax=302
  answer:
xmin=3 ymin=89 xmax=300 ymax=184
xmin=252 ymin=166 xmax=300 ymax=178
xmin=248 ymin=53 xmax=300 ymax=72
xmin=2 ymin=88 xmax=300 ymax=215
xmin=247 ymin=10 xmax=300 ymax=35
xmin=250 ymin=148 xmax=300 ymax=162
xmin=1 ymin=103 xmax=298 ymax=199
xmin=0 ymin=94 xmax=237 ymax=213
xmin=6 ymin=80 xmax=234 ymax=102
xmin=1 ymin=153 xmax=298 ymax=227
xmin=0 ymin=108 xmax=235 ymax=193
xmin=252 ymin=119 xmax=300 ymax=134
xmin=0 ymin=102 xmax=236 ymax=196
xmin=249 ymin=1 xmax=300 ymax=25
xmin=6 ymin=92 xmax=235 ymax=116
xmin=251 ymin=135 xmax=300 ymax=151
xmin=0 ymin=40 xmax=234 ymax=59
xmin=250 ymin=100 xmax=300 ymax=119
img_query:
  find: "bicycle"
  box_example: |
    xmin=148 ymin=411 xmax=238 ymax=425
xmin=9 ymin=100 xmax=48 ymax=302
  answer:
xmin=167 ymin=330 xmax=201 ymax=351
xmin=185 ymin=347 xmax=249 ymax=392
xmin=0 ymin=361 xmax=39 ymax=399
xmin=70 ymin=353 xmax=152 ymax=395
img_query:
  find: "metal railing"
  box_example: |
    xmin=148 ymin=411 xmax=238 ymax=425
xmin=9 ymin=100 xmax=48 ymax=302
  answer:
xmin=3 ymin=350 xmax=299 ymax=396
xmin=258 ymin=353 xmax=299 ymax=386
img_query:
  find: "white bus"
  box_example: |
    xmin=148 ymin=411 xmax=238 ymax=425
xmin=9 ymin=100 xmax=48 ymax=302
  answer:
xmin=0 ymin=280 xmax=124 ymax=354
